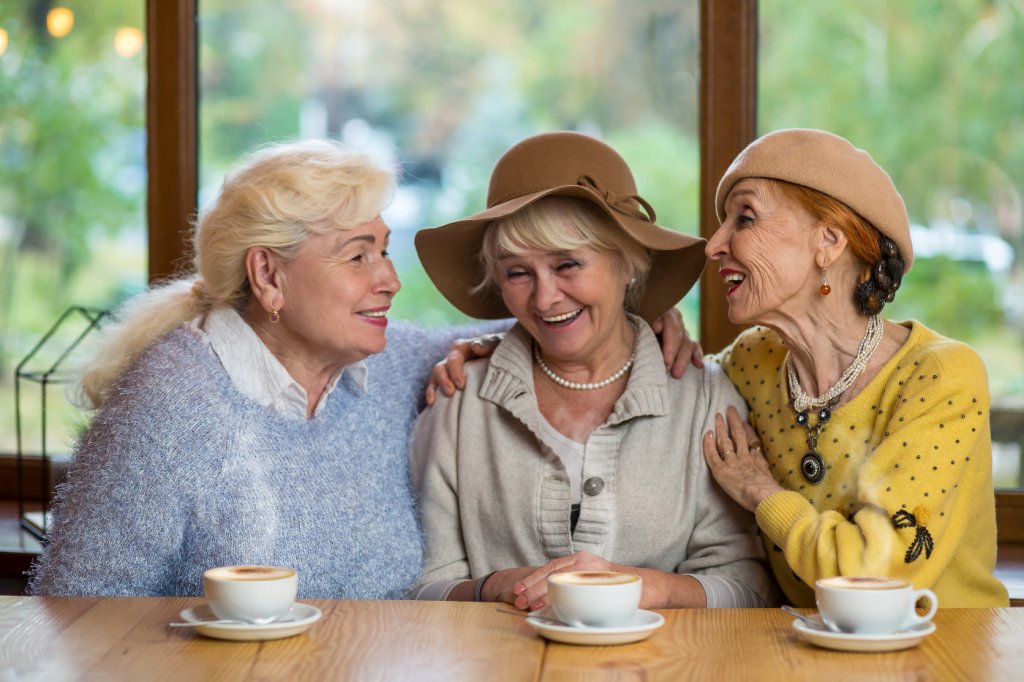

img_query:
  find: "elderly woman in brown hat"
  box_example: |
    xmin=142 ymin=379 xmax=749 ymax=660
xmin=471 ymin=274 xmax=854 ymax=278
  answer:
xmin=703 ymin=128 xmax=1009 ymax=608
xmin=410 ymin=131 xmax=774 ymax=611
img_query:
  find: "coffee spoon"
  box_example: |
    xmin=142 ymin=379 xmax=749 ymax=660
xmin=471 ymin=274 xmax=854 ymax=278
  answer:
xmin=169 ymin=617 xmax=297 ymax=627
xmin=495 ymin=608 xmax=566 ymax=627
xmin=781 ymin=605 xmax=826 ymax=628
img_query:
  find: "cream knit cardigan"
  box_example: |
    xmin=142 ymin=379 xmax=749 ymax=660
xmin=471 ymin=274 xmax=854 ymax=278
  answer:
xmin=412 ymin=317 xmax=775 ymax=606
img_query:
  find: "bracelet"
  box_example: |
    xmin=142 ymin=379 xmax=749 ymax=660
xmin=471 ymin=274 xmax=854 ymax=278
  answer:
xmin=474 ymin=571 xmax=497 ymax=602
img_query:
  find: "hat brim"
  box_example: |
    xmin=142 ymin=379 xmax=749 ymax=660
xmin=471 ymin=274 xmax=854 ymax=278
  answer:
xmin=415 ymin=184 xmax=706 ymax=322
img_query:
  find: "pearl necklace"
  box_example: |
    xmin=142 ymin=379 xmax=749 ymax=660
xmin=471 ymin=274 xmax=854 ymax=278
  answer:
xmin=533 ymin=321 xmax=638 ymax=391
xmin=786 ymin=315 xmax=883 ymax=413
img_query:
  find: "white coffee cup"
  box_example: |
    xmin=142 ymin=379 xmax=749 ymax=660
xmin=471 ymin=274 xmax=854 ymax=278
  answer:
xmin=547 ymin=570 xmax=642 ymax=628
xmin=814 ymin=575 xmax=938 ymax=635
xmin=203 ymin=565 xmax=298 ymax=624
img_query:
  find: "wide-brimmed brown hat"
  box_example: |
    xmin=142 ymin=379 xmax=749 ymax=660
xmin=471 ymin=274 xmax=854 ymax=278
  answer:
xmin=414 ymin=131 xmax=707 ymax=321
xmin=715 ymin=128 xmax=913 ymax=272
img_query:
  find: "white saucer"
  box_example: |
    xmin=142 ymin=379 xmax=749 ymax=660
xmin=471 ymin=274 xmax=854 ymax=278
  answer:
xmin=792 ymin=618 xmax=936 ymax=652
xmin=525 ymin=608 xmax=664 ymax=646
xmin=176 ymin=603 xmax=322 ymax=641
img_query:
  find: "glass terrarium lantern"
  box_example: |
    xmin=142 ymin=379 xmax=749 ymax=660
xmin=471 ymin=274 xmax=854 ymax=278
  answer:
xmin=15 ymin=306 xmax=110 ymax=540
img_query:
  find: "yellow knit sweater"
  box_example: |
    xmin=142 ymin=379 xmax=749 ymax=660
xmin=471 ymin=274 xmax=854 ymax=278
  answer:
xmin=716 ymin=321 xmax=1009 ymax=607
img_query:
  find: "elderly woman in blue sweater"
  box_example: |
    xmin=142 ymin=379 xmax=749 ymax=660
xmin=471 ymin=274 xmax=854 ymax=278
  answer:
xmin=29 ymin=140 xmax=440 ymax=599
xmin=30 ymin=139 xmax=691 ymax=600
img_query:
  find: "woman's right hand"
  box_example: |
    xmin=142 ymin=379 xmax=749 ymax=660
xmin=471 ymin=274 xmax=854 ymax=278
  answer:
xmin=703 ymin=405 xmax=782 ymax=512
xmin=425 ymin=334 xmax=504 ymax=406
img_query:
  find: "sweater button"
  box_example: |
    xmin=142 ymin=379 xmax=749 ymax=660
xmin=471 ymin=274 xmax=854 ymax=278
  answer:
xmin=583 ymin=477 xmax=604 ymax=496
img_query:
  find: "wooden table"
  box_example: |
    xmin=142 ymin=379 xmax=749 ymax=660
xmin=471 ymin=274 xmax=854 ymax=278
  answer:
xmin=1 ymin=597 xmax=1021 ymax=681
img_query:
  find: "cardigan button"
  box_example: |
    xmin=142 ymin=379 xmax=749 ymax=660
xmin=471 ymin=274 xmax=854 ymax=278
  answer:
xmin=583 ymin=477 xmax=604 ymax=496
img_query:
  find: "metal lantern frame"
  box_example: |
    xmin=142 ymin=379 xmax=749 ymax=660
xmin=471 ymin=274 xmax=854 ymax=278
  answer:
xmin=15 ymin=306 xmax=110 ymax=540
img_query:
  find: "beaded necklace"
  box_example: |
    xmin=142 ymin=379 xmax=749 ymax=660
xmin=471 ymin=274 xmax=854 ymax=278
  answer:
xmin=787 ymin=315 xmax=883 ymax=413
xmin=786 ymin=315 xmax=883 ymax=483
xmin=534 ymin=319 xmax=638 ymax=391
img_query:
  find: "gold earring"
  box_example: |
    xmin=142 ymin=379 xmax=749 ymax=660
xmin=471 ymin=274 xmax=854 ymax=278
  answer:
xmin=269 ymin=309 xmax=280 ymax=323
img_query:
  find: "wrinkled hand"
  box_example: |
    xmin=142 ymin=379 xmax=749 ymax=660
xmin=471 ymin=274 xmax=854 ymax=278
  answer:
xmin=425 ymin=334 xmax=504 ymax=406
xmin=703 ymin=406 xmax=782 ymax=512
xmin=511 ymin=551 xmax=635 ymax=612
xmin=650 ymin=308 xmax=704 ymax=379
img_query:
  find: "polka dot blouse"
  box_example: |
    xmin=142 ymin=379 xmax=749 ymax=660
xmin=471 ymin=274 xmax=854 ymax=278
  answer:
xmin=714 ymin=321 xmax=1009 ymax=608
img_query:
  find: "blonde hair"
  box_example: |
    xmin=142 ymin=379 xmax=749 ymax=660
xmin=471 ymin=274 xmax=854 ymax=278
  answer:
xmin=475 ymin=196 xmax=653 ymax=312
xmin=80 ymin=139 xmax=395 ymax=408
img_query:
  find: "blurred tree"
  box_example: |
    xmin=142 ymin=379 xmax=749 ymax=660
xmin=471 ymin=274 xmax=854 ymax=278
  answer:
xmin=197 ymin=0 xmax=703 ymax=328
xmin=760 ymin=0 xmax=1023 ymax=350
xmin=0 ymin=0 xmax=145 ymax=372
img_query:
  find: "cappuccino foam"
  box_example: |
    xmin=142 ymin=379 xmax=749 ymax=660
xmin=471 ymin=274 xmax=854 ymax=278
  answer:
xmin=549 ymin=571 xmax=639 ymax=586
xmin=818 ymin=575 xmax=907 ymax=590
xmin=205 ymin=565 xmax=295 ymax=581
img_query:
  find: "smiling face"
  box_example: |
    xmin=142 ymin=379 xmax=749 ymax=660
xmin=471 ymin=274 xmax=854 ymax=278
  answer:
xmin=498 ymin=244 xmax=632 ymax=371
xmin=706 ymin=178 xmax=823 ymax=326
xmin=276 ymin=216 xmax=400 ymax=369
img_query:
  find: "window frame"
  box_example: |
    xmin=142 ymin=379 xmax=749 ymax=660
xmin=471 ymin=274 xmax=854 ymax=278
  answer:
xmin=147 ymin=0 xmax=196 ymax=282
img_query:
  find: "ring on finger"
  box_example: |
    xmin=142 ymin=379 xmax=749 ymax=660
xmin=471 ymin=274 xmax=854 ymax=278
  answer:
xmin=724 ymin=450 xmax=736 ymax=457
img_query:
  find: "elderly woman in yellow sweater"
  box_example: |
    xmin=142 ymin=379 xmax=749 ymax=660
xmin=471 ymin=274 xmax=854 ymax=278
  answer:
xmin=702 ymin=128 xmax=1009 ymax=608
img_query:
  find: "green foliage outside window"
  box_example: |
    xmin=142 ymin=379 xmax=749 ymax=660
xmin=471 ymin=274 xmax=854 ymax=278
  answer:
xmin=0 ymin=1 xmax=146 ymax=453
xmin=2 ymin=0 xmax=1023 ymax=464
xmin=760 ymin=0 xmax=1024 ymax=402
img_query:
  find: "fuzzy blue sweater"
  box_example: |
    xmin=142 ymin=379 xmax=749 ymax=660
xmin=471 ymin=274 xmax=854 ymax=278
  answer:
xmin=29 ymin=321 xmax=474 ymax=599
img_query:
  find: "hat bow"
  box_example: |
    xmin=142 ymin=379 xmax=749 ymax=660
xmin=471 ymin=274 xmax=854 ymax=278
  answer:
xmin=576 ymin=175 xmax=657 ymax=223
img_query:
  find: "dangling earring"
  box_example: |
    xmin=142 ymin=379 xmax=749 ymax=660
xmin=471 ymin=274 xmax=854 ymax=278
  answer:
xmin=819 ymin=268 xmax=832 ymax=296
xmin=269 ymin=309 xmax=280 ymax=323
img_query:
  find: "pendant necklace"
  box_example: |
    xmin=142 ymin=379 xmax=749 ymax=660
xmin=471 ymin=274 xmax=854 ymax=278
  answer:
xmin=794 ymin=398 xmax=839 ymax=483
xmin=786 ymin=315 xmax=883 ymax=483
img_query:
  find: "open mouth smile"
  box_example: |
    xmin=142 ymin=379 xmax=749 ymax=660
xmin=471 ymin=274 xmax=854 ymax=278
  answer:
xmin=540 ymin=308 xmax=583 ymax=326
xmin=720 ymin=270 xmax=745 ymax=295
xmin=358 ymin=308 xmax=389 ymax=326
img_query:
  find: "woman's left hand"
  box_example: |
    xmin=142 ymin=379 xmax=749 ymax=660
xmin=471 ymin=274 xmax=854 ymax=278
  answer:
xmin=510 ymin=551 xmax=637 ymax=611
xmin=703 ymin=406 xmax=783 ymax=512
xmin=651 ymin=307 xmax=704 ymax=379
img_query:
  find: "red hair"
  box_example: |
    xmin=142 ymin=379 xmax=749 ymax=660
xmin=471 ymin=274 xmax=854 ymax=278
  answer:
xmin=771 ymin=180 xmax=903 ymax=315
xmin=771 ymin=180 xmax=880 ymax=269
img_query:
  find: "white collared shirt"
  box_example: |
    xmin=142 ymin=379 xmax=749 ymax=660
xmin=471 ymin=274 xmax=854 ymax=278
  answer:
xmin=191 ymin=307 xmax=368 ymax=420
